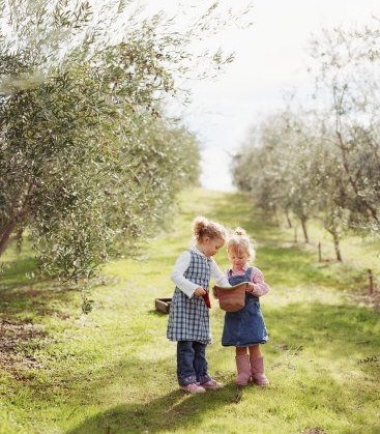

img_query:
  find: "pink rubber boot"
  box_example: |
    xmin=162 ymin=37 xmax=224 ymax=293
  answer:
xmin=251 ymin=356 xmax=269 ymax=386
xmin=235 ymin=354 xmax=252 ymax=386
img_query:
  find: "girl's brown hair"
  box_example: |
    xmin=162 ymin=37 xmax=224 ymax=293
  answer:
xmin=192 ymin=216 xmax=227 ymax=242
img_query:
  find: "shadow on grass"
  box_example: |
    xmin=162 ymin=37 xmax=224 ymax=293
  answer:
xmin=0 ymin=257 xmax=80 ymax=318
xmin=65 ymin=385 xmax=241 ymax=434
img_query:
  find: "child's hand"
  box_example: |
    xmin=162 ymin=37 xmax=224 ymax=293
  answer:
xmin=194 ymin=287 xmax=206 ymax=297
xmin=246 ymin=283 xmax=256 ymax=293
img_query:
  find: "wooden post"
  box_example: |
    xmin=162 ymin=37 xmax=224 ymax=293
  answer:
xmin=368 ymin=269 xmax=374 ymax=295
xmin=318 ymin=242 xmax=322 ymax=262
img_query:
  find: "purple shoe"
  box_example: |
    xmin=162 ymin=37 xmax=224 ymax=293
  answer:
xmin=180 ymin=383 xmax=206 ymax=394
xmin=201 ymin=379 xmax=223 ymax=390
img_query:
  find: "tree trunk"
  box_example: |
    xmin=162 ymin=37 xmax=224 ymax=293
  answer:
xmin=336 ymin=130 xmax=379 ymax=225
xmin=285 ymin=208 xmax=292 ymax=228
xmin=300 ymin=217 xmax=309 ymax=243
xmin=0 ymin=210 xmax=29 ymax=258
xmin=325 ymin=225 xmax=343 ymax=262
xmin=0 ymin=180 xmax=34 ymax=257
xmin=332 ymin=230 xmax=343 ymax=262
xmin=0 ymin=220 xmax=18 ymax=257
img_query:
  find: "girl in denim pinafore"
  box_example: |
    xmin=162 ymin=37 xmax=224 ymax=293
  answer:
xmin=222 ymin=267 xmax=268 ymax=347
xmin=222 ymin=227 xmax=270 ymax=387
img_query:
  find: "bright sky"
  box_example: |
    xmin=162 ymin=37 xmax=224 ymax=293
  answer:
xmin=172 ymin=0 xmax=380 ymax=191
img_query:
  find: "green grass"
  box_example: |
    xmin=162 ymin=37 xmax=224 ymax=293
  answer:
xmin=0 ymin=188 xmax=379 ymax=434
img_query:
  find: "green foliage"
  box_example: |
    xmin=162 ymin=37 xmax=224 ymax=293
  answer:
xmin=309 ymin=25 xmax=380 ymax=234
xmin=0 ymin=0 xmax=253 ymax=278
xmin=231 ymin=112 xmax=320 ymax=243
xmin=0 ymin=0 xmax=207 ymax=278
xmin=232 ymin=19 xmax=380 ymax=254
xmin=0 ymin=59 xmax=200 ymax=277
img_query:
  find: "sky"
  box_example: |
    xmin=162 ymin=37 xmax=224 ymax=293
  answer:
xmin=169 ymin=0 xmax=380 ymax=191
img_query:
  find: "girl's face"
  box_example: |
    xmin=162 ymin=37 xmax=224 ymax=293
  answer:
xmin=228 ymin=249 xmax=249 ymax=269
xmin=200 ymin=237 xmax=225 ymax=258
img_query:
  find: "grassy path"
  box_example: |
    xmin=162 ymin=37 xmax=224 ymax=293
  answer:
xmin=0 ymin=189 xmax=379 ymax=434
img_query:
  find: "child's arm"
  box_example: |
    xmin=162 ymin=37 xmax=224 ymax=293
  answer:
xmin=170 ymin=251 xmax=202 ymax=298
xmin=210 ymin=259 xmax=231 ymax=288
xmin=248 ymin=267 xmax=270 ymax=297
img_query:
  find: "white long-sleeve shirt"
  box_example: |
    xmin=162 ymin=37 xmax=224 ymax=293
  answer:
xmin=171 ymin=247 xmax=231 ymax=298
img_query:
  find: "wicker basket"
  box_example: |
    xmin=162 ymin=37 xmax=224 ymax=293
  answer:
xmin=213 ymin=282 xmax=248 ymax=312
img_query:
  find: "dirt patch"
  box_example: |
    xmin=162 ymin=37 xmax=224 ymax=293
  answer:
xmin=354 ymin=291 xmax=380 ymax=312
xmin=0 ymin=318 xmax=47 ymax=375
xmin=303 ymin=429 xmax=327 ymax=434
xmin=370 ymin=291 xmax=380 ymax=312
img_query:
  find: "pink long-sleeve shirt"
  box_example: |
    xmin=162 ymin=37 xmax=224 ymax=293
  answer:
xmin=228 ymin=265 xmax=270 ymax=297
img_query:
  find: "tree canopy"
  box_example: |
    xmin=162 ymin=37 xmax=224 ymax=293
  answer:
xmin=231 ymin=19 xmax=380 ymax=259
xmin=0 ymin=0 xmax=250 ymax=278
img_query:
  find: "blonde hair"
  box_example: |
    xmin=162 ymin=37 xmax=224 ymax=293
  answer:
xmin=192 ymin=216 xmax=227 ymax=243
xmin=227 ymin=227 xmax=256 ymax=261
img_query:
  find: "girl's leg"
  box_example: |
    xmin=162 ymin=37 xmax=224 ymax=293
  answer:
xmin=177 ymin=341 xmax=206 ymax=393
xmin=194 ymin=341 xmax=223 ymax=390
xmin=249 ymin=345 xmax=269 ymax=386
xmin=248 ymin=344 xmax=262 ymax=358
xmin=236 ymin=346 xmax=248 ymax=356
xmin=193 ymin=341 xmax=210 ymax=385
xmin=235 ymin=346 xmax=251 ymax=386
xmin=177 ymin=341 xmax=197 ymax=386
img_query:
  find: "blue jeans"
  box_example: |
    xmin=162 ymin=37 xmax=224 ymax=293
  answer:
xmin=177 ymin=341 xmax=212 ymax=386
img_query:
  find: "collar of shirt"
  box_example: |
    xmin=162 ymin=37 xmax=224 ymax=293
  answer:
xmin=190 ymin=246 xmax=207 ymax=257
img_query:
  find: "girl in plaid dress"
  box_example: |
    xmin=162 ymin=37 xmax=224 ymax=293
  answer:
xmin=167 ymin=216 xmax=231 ymax=394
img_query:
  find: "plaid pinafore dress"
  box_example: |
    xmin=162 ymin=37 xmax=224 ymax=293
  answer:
xmin=167 ymin=250 xmax=212 ymax=344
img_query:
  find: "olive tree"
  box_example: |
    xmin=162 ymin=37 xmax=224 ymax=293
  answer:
xmin=309 ymin=23 xmax=380 ymax=235
xmin=232 ymin=110 xmax=319 ymax=243
xmin=0 ymin=0 xmax=245 ymax=278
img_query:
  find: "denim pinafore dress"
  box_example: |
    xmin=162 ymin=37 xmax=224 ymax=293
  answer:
xmin=221 ymin=267 xmax=268 ymax=347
